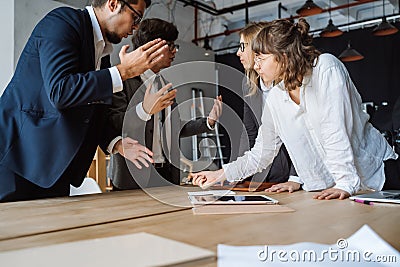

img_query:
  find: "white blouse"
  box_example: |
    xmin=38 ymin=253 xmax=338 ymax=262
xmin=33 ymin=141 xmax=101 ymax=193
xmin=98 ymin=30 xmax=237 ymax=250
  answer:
xmin=223 ymin=54 xmax=397 ymax=195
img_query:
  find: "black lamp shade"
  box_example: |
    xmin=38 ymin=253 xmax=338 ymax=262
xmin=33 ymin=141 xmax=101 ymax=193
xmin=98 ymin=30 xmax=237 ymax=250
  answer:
xmin=203 ymin=37 xmax=212 ymax=50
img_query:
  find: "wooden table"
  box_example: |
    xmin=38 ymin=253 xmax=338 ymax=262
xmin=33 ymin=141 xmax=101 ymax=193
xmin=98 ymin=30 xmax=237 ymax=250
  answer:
xmin=0 ymin=188 xmax=190 ymax=241
xmin=0 ymin=188 xmax=399 ymax=266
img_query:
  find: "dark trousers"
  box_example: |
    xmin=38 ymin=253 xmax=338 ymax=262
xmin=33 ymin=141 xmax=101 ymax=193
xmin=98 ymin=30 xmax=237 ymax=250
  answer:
xmin=383 ymin=158 xmax=400 ymax=190
xmin=112 ymin=162 xmax=176 ymax=190
xmin=0 ymin=168 xmax=70 ymax=202
xmin=0 ymin=133 xmax=95 ymax=202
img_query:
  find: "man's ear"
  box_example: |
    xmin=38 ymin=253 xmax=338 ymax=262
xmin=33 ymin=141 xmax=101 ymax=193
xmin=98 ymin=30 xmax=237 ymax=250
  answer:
xmin=107 ymin=0 xmax=121 ymax=13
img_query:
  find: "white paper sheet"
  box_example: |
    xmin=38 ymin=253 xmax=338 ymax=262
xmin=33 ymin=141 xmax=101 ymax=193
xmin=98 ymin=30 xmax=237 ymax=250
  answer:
xmin=218 ymin=225 xmax=399 ymax=266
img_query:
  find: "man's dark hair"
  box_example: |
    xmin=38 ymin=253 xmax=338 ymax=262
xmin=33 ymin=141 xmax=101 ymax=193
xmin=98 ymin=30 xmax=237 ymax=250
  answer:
xmin=132 ymin=18 xmax=179 ymax=49
xmin=92 ymin=0 xmax=152 ymax=9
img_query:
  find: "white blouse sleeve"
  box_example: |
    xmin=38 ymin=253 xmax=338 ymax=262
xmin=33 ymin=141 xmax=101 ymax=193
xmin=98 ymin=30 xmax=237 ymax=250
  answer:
xmin=317 ymin=62 xmax=361 ymax=195
xmin=222 ymin=104 xmax=282 ymax=182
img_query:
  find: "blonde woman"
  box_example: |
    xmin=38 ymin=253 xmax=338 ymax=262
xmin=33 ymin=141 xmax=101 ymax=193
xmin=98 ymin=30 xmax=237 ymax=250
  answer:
xmin=237 ymin=22 xmax=296 ymax=184
xmin=192 ymin=19 xmax=396 ymax=200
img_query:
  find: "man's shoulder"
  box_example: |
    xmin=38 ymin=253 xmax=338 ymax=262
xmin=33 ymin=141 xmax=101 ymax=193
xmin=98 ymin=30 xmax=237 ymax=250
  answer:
xmin=43 ymin=7 xmax=88 ymax=29
xmin=46 ymin=6 xmax=85 ymax=19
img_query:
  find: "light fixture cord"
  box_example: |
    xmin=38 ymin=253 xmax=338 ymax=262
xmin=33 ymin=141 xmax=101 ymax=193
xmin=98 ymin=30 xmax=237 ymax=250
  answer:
xmin=382 ymin=0 xmax=386 ymax=18
xmin=347 ymin=0 xmax=350 ymax=33
xmin=329 ymin=0 xmax=331 ymax=19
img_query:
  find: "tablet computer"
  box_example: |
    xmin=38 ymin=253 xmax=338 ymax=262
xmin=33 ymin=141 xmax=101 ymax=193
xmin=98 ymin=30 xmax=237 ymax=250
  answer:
xmin=188 ymin=194 xmax=279 ymax=205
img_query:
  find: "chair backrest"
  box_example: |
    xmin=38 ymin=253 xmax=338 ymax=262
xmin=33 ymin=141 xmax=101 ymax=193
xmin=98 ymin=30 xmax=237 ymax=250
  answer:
xmin=70 ymin=178 xmax=102 ymax=196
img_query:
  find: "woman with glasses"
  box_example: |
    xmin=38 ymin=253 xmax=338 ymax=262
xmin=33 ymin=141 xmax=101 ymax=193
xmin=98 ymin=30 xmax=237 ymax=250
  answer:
xmin=192 ymin=18 xmax=397 ymax=200
xmin=236 ymin=22 xmax=297 ymax=186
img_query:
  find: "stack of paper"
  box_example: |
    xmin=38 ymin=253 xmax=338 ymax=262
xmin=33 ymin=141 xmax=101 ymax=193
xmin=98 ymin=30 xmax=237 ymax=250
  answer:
xmin=218 ymin=225 xmax=399 ymax=266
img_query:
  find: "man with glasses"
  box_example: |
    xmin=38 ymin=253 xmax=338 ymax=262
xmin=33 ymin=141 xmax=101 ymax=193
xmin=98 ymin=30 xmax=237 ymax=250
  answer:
xmin=108 ymin=18 xmax=223 ymax=189
xmin=0 ymin=0 xmax=173 ymax=201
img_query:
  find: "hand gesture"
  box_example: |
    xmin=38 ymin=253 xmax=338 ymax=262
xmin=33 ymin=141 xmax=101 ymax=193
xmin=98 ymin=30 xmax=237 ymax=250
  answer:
xmin=142 ymin=83 xmax=176 ymax=115
xmin=117 ymin=39 xmax=168 ymax=80
xmin=115 ymin=137 xmax=154 ymax=169
xmin=265 ymin=181 xmax=301 ymax=193
xmin=190 ymin=169 xmax=226 ymax=189
xmin=313 ymin=188 xmax=350 ymax=200
xmin=207 ymin=95 xmax=222 ymax=127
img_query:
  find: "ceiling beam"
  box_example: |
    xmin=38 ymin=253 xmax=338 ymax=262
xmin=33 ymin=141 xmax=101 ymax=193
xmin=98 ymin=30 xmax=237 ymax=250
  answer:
xmin=177 ymin=0 xmax=277 ymax=16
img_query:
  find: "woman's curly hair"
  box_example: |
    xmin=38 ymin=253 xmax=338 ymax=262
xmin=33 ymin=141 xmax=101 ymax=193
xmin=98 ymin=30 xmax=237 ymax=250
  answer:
xmin=252 ymin=18 xmax=321 ymax=91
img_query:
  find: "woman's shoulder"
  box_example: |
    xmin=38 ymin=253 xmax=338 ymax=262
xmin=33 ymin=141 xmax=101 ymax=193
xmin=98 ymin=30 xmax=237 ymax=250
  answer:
xmin=314 ymin=53 xmax=346 ymax=74
xmin=316 ymin=53 xmax=341 ymax=67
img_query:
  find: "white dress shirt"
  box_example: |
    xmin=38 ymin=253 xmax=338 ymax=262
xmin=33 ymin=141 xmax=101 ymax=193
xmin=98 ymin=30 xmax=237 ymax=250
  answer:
xmin=223 ymin=53 xmax=397 ymax=195
xmin=86 ymin=6 xmax=122 ymax=93
xmin=137 ymin=69 xmax=171 ymax=163
xmin=86 ymin=6 xmax=124 ymax=153
xmin=259 ymin=78 xmax=272 ymax=107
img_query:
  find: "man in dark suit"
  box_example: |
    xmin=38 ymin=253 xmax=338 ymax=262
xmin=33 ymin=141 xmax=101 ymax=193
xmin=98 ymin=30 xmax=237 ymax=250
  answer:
xmin=0 ymin=0 xmax=173 ymax=201
xmin=108 ymin=18 xmax=222 ymax=189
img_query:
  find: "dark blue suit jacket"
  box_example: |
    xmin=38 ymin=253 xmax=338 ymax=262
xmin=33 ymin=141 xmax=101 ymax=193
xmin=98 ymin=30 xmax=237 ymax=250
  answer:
xmin=0 ymin=7 xmax=117 ymax=193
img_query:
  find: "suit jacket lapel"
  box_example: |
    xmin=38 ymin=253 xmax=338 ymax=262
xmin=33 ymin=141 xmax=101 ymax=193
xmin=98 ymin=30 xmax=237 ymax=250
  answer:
xmin=83 ymin=9 xmax=96 ymax=70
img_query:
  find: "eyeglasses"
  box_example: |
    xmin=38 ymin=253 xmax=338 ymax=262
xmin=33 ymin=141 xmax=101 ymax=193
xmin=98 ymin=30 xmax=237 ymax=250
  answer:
xmin=119 ymin=0 xmax=143 ymax=25
xmin=167 ymin=42 xmax=179 ymax=52
xmin=254 ymin=54 xmax=274 ymax=65
xmin=238 ymin=42 xmax=248 ymax=52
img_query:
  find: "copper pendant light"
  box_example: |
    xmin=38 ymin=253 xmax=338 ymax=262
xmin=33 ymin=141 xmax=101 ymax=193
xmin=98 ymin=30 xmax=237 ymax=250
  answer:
xmin=296 ymin=0 xmax=323 ymax=17
xmin=338 ymin=0 xmax=364 ymax=62
xmin=373 ymin=0 xmax=398 ymax=36
xmin=339 ymin=42 xmax=364 ymax=62
xmin=320 ymin=1 xmax=343 ymax=38
xmin=321 ymin=19 xmax=343 ymax=37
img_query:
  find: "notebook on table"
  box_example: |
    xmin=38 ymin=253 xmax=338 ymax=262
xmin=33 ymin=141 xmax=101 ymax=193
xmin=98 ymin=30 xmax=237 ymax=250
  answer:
xmin=349 ymin=190 xmax=400 ymax=204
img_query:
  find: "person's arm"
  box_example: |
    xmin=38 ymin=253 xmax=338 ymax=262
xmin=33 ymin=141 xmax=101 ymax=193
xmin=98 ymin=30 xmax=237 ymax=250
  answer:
xmin=108 ymin=79 xmax=135 ymax=134
xmin=206 ymin=95 xmax=222 ymax=129
xmin=288 ymin=163 xmax=302 ymax=184
xmin=179 ymin=95 xmax=222 ymax=137
xmin=38 ymin=12 xmax=113 ymax=109
xmin=222 ymin=104 xmax=281 ymax=182
xmin=38 ymin=11 xmax=168 ymax=110
xmin=238 ymin=98 xmax=259 ymax=157
xmin=314 ymin=58 xmax=361 ymax=198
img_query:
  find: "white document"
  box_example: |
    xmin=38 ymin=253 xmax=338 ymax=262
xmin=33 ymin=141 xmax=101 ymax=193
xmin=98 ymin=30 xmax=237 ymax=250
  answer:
xmin=218 ymin=225 xmax=399 ymax=266
xmin=187 ymin=190 xmax=236 ymax=196
xmin=0 ymin=232 xmax=214 ymax=267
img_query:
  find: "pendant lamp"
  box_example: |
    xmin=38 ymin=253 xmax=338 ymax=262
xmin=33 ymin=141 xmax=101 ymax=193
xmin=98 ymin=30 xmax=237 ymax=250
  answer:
xmin=203 ymin=35 xmax=212 ymax=50
xmin=339 ymin=42 xmax=364 ymax=62
xmin=372 ymin=0 xmax=398 ymax=36
xmin=320 ymin=0 xmax=343 ymax=37
xmin=338 ymin=0 xmax=364 ymax=62
xmin=296 ymin=0 xmax=323 ymax=17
